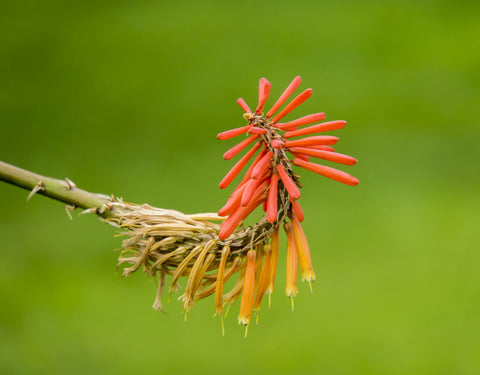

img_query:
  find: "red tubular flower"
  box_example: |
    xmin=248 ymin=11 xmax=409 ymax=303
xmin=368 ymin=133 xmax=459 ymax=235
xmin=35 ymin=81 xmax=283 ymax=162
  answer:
xmin=216 ymin=76 xmax=359 ymax=329
xmin=217 ymin=76 xmax=359 ymax=237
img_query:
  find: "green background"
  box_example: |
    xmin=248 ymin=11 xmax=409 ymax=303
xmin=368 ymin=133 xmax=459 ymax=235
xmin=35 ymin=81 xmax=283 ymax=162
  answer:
xmin=1 ymin=1 xmax=479 ymax=374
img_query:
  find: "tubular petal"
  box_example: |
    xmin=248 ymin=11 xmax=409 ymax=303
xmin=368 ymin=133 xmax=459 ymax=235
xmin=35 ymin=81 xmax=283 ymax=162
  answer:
xmin=304 ymin=145 xmax=335 ymax=152
xmin=218 ymin=183 xmax=247 ymax=216
xmin=271 ymin=139 xmax=283 ymax=149
xmin=251 ymin=151 xmax=273 ymax=179
xmin=233 ymin=148 xmax=267 ymax=193
xmin=247 ymin=127 xmax=267 ymax=135
xmin=272 ymin=89 xmax=313 ymax=123
xmin=283 ymin=120 xmax=346 ymax=138
xmin=292 ymin=158 xmax=359 ymax=186
xmin=238 ymin=250 xmax=256 ymax=326
xmin=214 ymin=246 xmax=231 ymax=316
xmin=275 ymin=113 xmax=326 ymax=131
xmin=219 ymin=181 xmax=268 ymax=239
xmin=266 ymin=76 xmax=302 ymax=118
xmin=290 ymin=214 xmax=315 ymax=282
xmin=266 ymin=174 xmax=279 ymax=223
xmin=284 ymin=223 xmax=299 ymax=300
xmin=253 ymin=245 xmax=272 ymax=312
xmin=289 ymin=152 xmax=309 ymax=162
xmin=276 ymin=164 xmax=301 ymax=200
xmin=256 ymin=78 xmax=272 ymax=114
xmin=223 ymin=135 xmax=259 ymax=160
xmin=290 ymin=199 xmax=304 ymax=222
xmin=267 ymin=229 xmax=280 ymax=295
xmin=219 ymin=142 xmax=262 ymax=189
xmin=289 ymin=147 xmax=357 ymax=166
xmin=284 ymin=135 xmax=339 ymax=148
xmin=217 ymin=124 xmax=252 ymax=140
xmin=237 ymin=98 xmax=251 ymax=113
xmin=241 ymin=178 xmax=260 ymax=207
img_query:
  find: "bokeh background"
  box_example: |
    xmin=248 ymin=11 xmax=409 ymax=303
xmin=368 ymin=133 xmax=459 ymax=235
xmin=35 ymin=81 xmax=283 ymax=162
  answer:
xmin=1 ymin=1 xmax=479 ymax=374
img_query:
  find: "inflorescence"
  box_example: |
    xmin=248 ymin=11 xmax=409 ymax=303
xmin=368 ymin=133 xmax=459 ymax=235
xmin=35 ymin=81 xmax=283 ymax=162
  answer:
xmin=117 ymin=76 xmax=359 ymax=336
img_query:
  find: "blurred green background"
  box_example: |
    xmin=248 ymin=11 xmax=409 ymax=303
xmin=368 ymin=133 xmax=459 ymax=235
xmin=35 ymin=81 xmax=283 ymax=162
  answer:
xmin=1 ymin=0 xmax=479 ymax=374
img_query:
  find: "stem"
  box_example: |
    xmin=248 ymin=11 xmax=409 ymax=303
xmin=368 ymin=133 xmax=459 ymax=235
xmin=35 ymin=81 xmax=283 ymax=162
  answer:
xmin=0 ymin=160 xmax=115 ymax=218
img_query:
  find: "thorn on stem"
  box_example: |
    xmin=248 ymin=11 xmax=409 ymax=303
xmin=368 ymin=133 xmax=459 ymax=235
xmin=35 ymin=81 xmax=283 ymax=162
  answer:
xmin=64 ymin=177 xmax=76 ymax=190
xmin=64 ymin=204 xmax=76 ymax=220
xmin=27 ymin=181 xmax=45 ymax=202
xmin=79 ymin=207 xmax=98 ymax=215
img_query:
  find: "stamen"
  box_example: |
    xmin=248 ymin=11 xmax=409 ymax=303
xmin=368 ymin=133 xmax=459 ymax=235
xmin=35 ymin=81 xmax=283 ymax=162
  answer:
xmin=217 ymin=124 xmax=252 ymax=140
xmin=289 ymin=147 xmax=357 ymax=166
xmin=266 ymin=174 xmax=279 ymax=223
xmin=223 ymin=135 xmax=259 ymax=160
xmin=266 ymin=76 xmax=302 ymax=118
xmin=275 ymin=112 xmax=326 ymax=131
xmin=272 ymin=89 xmax=313 ymax=123
xmin=283 ymin=120 xmax=346 ymax=138
xmin=292 ymin=158 xmax=360 ymax=186
xmin=219 ymin=142 xmax=262 ymax=189
xmin=237 ymin=97 xmax=251 ymax=113
xmin=284 ymin=135 xmax=339 ymax=148
xmin=276 ymin=164 xmax=301 ymax=200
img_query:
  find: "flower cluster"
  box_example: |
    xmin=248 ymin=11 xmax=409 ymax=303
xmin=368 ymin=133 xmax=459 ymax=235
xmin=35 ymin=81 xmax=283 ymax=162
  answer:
xmin=217 ymin=76 xmax=359 ymax=331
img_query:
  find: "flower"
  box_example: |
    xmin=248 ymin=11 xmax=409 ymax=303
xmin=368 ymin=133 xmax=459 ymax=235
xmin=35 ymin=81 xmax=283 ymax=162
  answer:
xmin=217 ymin=76 xmax=359 ymax=239
xmin=216 ymin=76 xmax=359 ymax=331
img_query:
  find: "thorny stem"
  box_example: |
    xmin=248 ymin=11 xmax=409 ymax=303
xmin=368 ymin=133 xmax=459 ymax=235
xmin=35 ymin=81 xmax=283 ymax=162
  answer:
xmin=0 ymin=160 xmax=116 ymax=218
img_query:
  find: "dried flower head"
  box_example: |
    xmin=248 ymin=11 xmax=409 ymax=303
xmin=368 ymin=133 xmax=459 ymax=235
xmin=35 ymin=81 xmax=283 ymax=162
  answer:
xmin=115 ymin=76 xmax=359 ymax=336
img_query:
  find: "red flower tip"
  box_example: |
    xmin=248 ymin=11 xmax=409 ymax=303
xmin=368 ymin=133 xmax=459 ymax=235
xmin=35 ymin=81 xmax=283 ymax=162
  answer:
xmin=276 ymin=164 xmax=301 ymax=200
xmin=237 ymin=98 xmax=251 ymax=113
xmin=223 ymin=135 xmax=259 ymax=160
xmin=290 ymin=198 xmax=304 ymax=222
xmin=219 ymin=142 xmax=261 ymax=189
xmin=284 ymin=135 xmax=339 ymax=148
xmin=247 ymin=127 xmax=267 ymax=135
xmin=251 ymin=151 xmax=273 ymax=180
xmin=289 ymin=147 xmax=357 ymax=166
xmin=275 ymin=113 xmax=326 ymax=131
xmin=256 ymin=78 xmax=272 ymax=114
xmin=266 ymin=174 xmax=279 ymax=223
xmin=292 ymin=158 xmax=359 ymax=186
xmin=272 ymin=89 xmax=313 ymax=124
xmin=271 ymin=139 xmax=283 ymax=149
xmin=266 ymin=76 xmax=302 ymax=118
xmin=283 ymin=120 xmax=346 ymax=139
xmin=217 ymin=124 xmax=252 ymax=140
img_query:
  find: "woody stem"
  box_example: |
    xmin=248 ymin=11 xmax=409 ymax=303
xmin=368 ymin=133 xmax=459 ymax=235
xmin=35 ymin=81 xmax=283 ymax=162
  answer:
xmin=0 ymin=160 xmax=115 ymax=218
